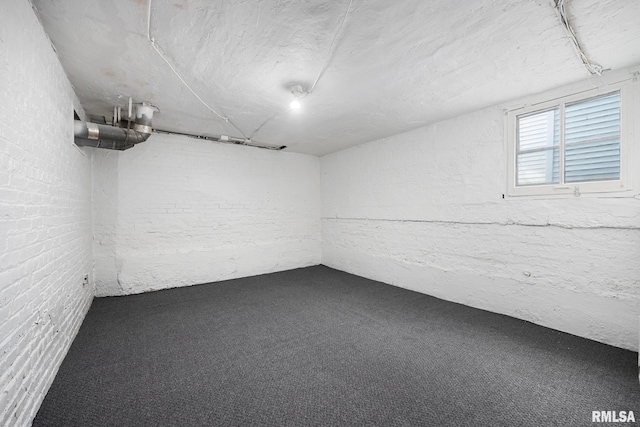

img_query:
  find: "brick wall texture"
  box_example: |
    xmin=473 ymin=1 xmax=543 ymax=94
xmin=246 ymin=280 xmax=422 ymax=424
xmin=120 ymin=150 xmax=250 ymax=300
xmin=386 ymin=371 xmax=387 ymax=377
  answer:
xmin=92 ymin=135 xmax=321 ymax=296
xmin=0 ymin=1 xmax=94 ymax=425
xmin=321 ymin=105 xmax=640 ymax=351
xmin=2 ymin=2 xmax=639 ymax=426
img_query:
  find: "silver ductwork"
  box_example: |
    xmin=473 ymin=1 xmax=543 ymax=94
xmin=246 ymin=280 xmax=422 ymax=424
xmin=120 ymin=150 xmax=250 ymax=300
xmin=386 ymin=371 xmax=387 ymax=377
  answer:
xmin=74 ymin=102 xmax=158 ymax=151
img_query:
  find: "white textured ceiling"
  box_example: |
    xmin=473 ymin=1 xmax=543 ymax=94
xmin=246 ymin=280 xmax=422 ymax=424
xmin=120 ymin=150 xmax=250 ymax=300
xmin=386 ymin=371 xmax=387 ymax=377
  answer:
xmin=34 ymin=0 xmax=640 ymax=156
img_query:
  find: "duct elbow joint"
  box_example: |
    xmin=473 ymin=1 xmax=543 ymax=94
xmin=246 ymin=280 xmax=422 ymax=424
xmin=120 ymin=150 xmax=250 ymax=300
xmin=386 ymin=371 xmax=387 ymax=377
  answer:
xmin=126 ymin=102 xmax=158 ymax=139
xmin=73 ymin=101 xmax=158 ymax=150
xmin=133 ymin=123 xmax=152 ymax=135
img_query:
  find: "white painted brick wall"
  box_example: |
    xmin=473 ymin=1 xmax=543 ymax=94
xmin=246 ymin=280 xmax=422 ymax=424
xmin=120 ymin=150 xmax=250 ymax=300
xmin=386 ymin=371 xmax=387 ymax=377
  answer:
xmin=92 ymin=134 xmax=321 ymax=296
xmin=0 ymin=3 xmax=635 ymax=426
xmin=321 ymin=76 xmax=640 ymax=351
xmin=0 ymin=1 xmax=94 ymax=425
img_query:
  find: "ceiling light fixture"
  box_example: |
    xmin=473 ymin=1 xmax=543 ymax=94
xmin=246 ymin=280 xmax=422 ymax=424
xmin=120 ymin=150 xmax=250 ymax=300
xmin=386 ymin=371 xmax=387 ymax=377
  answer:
xmin=290 ymin=84 xmax=305 ymax=110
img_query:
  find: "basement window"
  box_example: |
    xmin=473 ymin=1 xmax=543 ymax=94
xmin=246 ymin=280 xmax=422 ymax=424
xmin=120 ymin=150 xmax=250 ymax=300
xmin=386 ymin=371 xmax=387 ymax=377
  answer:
xmin=506 ymin=82 xmax=633 ymax=197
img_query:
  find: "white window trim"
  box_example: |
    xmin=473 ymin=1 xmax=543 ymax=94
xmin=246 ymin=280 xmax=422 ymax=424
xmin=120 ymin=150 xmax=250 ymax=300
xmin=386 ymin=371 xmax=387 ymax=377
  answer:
xmin=506 ymin=77 xmax=637 ymax=197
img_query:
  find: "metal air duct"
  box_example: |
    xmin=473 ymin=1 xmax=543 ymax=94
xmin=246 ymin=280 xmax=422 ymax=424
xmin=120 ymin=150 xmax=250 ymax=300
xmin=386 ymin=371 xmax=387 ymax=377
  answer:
xmin=74 ymin=102 xmax=158 ymax=151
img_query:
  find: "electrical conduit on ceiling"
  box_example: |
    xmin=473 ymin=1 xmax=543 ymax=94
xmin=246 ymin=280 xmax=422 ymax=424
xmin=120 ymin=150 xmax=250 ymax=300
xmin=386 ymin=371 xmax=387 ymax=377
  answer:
xmin=144 ymin=0 xmax=353 ymax=147
xmin=552 ymin=0 xmax=604 ymax=76
xmin=145 ymin=0 xmax=287 ymax=150
xmin=145 ymin=0 xmax=246 ymax=139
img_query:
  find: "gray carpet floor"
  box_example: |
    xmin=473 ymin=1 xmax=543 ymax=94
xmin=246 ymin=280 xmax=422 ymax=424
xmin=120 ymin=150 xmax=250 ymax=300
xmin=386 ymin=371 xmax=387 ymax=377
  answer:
xmin=33 ymin=265 xmax=639 ymax=426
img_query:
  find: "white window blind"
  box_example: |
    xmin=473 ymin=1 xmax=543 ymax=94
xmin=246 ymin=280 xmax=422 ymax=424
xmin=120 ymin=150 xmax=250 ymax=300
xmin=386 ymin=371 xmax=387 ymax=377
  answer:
xmin=515 ymin=91 xmax=620 ymax=187
xmin=516 ymin=109 xmax=559 ymax=186
xmin=564 ymin=92 xmax=620 ymax=183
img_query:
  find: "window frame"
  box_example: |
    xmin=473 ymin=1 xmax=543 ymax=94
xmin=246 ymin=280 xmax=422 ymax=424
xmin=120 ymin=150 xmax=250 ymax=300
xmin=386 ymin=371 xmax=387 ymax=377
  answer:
xmin=506 ymin=80 xmax=633 ymax=197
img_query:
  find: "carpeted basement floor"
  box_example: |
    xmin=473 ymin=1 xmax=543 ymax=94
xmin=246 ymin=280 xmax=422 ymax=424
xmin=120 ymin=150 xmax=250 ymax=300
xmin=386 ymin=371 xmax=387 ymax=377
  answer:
xmin=33 ymin=266 xmax=639 ymax=426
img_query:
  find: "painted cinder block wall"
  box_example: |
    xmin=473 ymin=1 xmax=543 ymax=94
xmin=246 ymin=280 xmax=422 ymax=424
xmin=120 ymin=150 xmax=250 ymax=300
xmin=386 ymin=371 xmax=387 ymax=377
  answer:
xmin=92 ymin=134 xmax=321 ymax=296
xmin=0 ymin=0 xmax=94 ymax=425
xmin=321 ymin=72 xmax=640 ymax=351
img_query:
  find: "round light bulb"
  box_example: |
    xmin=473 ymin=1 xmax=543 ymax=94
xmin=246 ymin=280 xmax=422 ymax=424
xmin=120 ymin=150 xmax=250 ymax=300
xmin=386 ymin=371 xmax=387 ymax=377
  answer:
xmin=290 ymin=99 xmax=301 ymax=110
